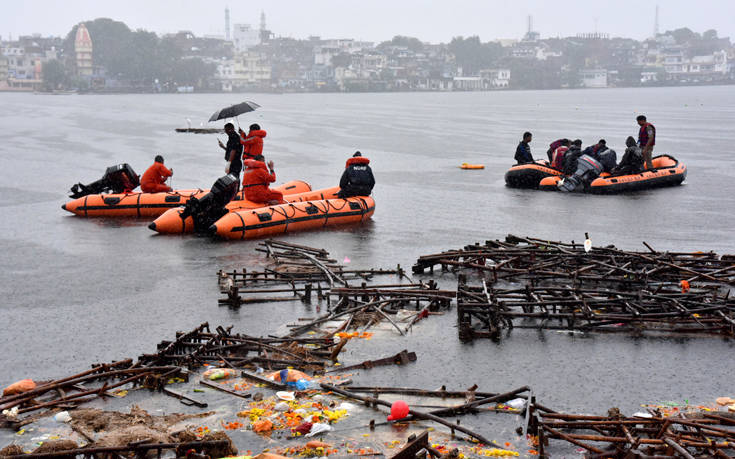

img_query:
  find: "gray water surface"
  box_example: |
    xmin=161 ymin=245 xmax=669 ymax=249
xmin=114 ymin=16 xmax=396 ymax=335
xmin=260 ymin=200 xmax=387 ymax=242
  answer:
xmin=1 ymin=87 xmax=734 ymax=416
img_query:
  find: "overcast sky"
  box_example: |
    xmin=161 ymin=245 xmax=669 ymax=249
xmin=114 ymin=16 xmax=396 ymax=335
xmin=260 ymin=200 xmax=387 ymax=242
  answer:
xmin=2 ymin=0 xmax=733 ymax=43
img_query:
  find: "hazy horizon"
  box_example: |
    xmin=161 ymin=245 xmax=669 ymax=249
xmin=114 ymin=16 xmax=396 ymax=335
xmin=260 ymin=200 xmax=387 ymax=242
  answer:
xmin=2 ymin=0 xmax=734 ymax=44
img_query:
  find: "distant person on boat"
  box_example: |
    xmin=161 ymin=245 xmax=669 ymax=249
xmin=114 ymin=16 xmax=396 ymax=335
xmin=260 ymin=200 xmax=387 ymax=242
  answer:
xmin=239 ymin=123 xmax=267 ymax=160
xmin=218 ymin=123 xmax=243 ymax=180
xmin=582 ymin=139 xmax=608 ymax=158
xmin=242 ymin=155 xmax=285 ymax=205
xmin=140 ymin=155 xmax=173 ymax=193
xmin=547 ymin=138 xmax=570 ymax=162
xmin=583 ymin=139 xmax=617 ymax=173
xmin=613 ymin=136 xmax=644 ymax=175
xmin=562 ymin=139 xmax=583 ymax=175
xmin=514 ymin=132 xmax=534 ymax=164
xmin=550 ymin=143 xmax=570 ymax=171
xmin=636 ymin=115 xmax=656 ymax=170
xmin=338 ymin=151 xmax=375 ymax=198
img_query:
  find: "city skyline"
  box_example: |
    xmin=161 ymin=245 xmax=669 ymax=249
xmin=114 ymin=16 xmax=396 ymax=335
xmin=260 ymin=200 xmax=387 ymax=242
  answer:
xmin=2 ymin=0 xmax=735 ymax=44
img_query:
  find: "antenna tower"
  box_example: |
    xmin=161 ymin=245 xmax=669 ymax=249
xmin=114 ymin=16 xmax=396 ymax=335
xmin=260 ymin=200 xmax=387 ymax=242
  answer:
xmin=653 ymin=5 xmax=659 ymax=37
xmin=225 ymin=6 xmax=230 ymax=40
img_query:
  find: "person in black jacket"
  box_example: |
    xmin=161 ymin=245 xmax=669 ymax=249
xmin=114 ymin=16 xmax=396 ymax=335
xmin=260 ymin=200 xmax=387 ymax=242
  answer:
xmin=217 ymin=123 xmax=243 ymax=178
xmin=613 ymin=136 xmax=644 ymax=175
xmin=338 ymin=151 xmax=375 ymax=198
xmin=514 ymin=132 xmax=534 ymax=164
xmin=562 ymin=139 xmax=583 ymax=175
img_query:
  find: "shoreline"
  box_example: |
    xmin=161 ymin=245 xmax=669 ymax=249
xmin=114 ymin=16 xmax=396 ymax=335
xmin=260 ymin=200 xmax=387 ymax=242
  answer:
xmin=5 ymin=80 xmax=734 ymax=96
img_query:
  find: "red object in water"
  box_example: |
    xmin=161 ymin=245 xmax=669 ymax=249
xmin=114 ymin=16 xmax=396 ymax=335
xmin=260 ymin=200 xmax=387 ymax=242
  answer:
xmin=292 ymin=421 xmax=313 ymax=435
xmin=680 ymin=280 xmax=690 ymax=293
xmin=387 ymin=400 xmax=409 ymax=421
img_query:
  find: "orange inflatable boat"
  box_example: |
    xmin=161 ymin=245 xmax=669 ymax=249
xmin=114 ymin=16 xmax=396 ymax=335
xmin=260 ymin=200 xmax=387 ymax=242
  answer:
xmin=539 ymin=155 xmax=686 ymax=193
xmin=62 ymin=180 xmax=310 ymax=218
xmin=210 ymin=196 xmax=375 ymax=240
xmin=149 ymin=186 xmax=341 ymax=234
xmin=504 ymin=161 xmax=562 ymax=188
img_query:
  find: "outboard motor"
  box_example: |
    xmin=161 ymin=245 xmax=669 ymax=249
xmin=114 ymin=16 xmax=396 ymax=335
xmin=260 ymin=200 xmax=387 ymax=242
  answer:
xmin=558 ymin=154 xmax=603 ymax=192
xmin=180 ymin=174 xmax=239 ymax=233
xmin=69 ymin=163 xmax=140 ymax=198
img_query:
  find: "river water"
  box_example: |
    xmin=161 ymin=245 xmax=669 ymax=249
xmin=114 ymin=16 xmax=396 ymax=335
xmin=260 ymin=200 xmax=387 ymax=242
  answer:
xmin=1 ymin=86 xmax=734 ymax=418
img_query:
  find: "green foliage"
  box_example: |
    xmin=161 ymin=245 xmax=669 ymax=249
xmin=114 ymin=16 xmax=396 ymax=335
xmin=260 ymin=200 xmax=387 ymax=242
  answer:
xmin=666 ymin=27 xmax=699 ymax=44
xmin=448 ymin=36 xmax=503 ymax=75
xmin=702 ymin=29 xmax=718 ymax=41
xmin=171 ymin=58 xmax=215 ymax=86
xmin=41 ymin=59 xmax=68 ymax=90
xmin=507 ymin=59 xmax=562 ymax=89
xmin=378 ymin=36 xmax=425 ymax=53
xmin=63 ymin=18 xmax=213 ymax=88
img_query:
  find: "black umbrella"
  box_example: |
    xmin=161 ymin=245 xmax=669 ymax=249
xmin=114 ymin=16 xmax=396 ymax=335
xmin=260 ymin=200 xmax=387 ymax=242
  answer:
xmin=208 ymin=101 xmax=261 ymax=122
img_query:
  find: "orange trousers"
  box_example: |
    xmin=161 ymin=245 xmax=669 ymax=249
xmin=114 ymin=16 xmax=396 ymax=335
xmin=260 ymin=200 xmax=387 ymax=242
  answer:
xmin=141 ymin=182 xmax=172 ymax=193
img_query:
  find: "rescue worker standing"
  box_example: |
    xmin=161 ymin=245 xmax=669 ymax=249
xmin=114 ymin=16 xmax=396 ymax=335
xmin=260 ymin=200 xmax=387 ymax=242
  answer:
xmin=140 ymin=155 xmax=172 ymax=192
xmin=514 ymin=132 xmax=534 ymax=164
xmin=636 ymin=115 xmax=656 ymax=170
xmin=338 ymin=151 xmax=375 ymax=198
xmin=239 ymin=123 xmax=267 ymax=160
xmin=218 ymin=123 xmax=243 ymax=179
xmin=242 ymin=155 xmax=284 ymax=205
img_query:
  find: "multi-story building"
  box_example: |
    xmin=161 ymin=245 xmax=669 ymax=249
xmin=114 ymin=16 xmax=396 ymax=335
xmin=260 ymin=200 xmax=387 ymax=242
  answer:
xmin=4 ymin=45 xmax=41 ymax=90
xmin=216 ymin=51 xmax=271 ymax=91
xmin=663 ymin=47 xmax=729 ymax=81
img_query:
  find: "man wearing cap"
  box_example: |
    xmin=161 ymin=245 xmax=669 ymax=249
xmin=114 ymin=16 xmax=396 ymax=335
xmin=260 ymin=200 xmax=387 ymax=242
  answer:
xmin=338 ymin=151 xmax=375 ymax=198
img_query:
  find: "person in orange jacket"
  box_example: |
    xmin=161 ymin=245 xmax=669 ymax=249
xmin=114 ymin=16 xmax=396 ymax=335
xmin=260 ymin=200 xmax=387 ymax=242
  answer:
xmin=239 ymin=123 xmax=267 ymax=160
xmin=140 ymin=155 xmax=173 ymax=192
xmin=242 ymin=155 xmax=285 ymax=205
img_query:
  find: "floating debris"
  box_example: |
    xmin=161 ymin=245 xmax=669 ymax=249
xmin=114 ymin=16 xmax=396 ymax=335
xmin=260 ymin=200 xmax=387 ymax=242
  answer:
xmin=527 ymin=401 xmax=735 ymax=458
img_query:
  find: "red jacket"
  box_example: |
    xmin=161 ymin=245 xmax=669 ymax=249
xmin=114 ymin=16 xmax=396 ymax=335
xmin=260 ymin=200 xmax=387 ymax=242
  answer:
xmin=140 ymin=162 xmax=172 ymax=188
xmin=241 ymin=130 xmax=267 ymax=159
xmin=551 ymin=146 xmax=569 ymax=170
xmin=243 ymin=160 xmax=276 ymax=202
xmin=638 ymin=122 xmax=656 ymax=147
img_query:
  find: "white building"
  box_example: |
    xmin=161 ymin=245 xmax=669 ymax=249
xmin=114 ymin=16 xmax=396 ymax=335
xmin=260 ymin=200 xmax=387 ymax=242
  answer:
xmin=579 ymin=69 xmax=608 ymax=88
xmin=663 ymin=49 xmax=729 ymax=80
xmin=314 ymin=38 xmax=374 ymax=66
xmin=232 ymin=23 xmax=259 ymax=52
xmin=641 ymin=71 xmax=659 ymax=83
xmin=452 ymin=76 xmax=483 ymax=90
xmin=479 ymin=68 xmax=511 ymax=88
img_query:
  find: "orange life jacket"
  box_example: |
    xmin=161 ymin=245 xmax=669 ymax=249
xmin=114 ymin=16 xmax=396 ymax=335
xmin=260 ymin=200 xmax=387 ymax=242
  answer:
xmin=241 ymin=130 xmax=267 ymax=159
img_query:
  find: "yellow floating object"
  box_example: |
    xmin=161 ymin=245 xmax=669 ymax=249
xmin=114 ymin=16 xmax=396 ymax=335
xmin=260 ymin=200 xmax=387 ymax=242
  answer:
xmin=460 ymin=163 xmax=485 ymax=169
